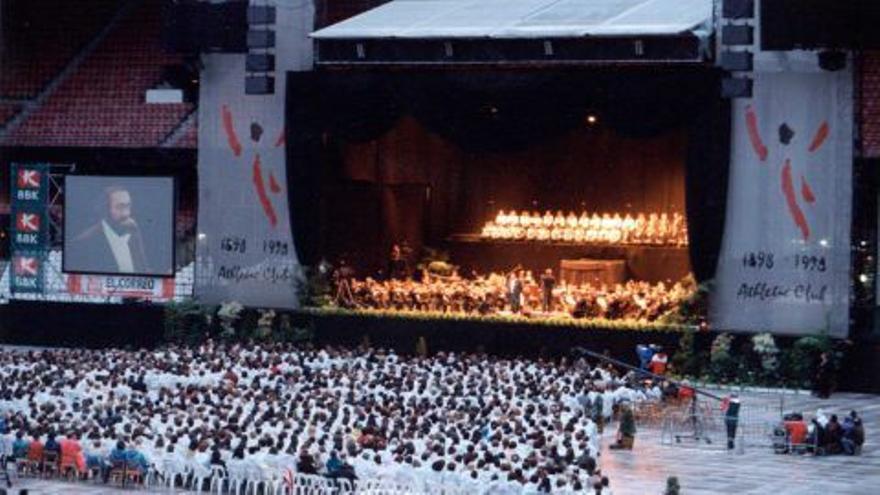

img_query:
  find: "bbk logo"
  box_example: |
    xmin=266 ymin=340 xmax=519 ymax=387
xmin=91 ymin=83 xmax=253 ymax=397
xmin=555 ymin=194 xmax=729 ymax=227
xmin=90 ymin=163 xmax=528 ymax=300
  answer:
xmin=17 ymin=169 xmax=41 ymax=189
xmin=13 ymin=256 xmax=39 ymax=277
xmin=16 ymin=212 xmax=40 ymax=232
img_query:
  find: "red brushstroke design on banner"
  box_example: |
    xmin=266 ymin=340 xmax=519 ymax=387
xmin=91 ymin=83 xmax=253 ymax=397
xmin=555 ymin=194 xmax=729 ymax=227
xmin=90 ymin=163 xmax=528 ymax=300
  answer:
xmin=781 ymin=160 xmax=810 ymax=240
xmin=746 ymin=105 xmax=768 ymax=162
xmin=269 ymin=173 xmax=281 ymax=193
xmin=808 ymin=121 xmax=829 ymax=153
xmin=222 ymin=105 xmax=242 ymax=157
xmin=801 ymin=175 xmax=816 ymax=204
xmin=252 ymin=153 xmax=278 ymax=227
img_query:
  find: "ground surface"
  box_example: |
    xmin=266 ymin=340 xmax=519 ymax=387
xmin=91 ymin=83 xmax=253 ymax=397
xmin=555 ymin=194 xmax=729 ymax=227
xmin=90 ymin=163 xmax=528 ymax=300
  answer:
xmin=6 ymin=388 xmax=878 ymax=494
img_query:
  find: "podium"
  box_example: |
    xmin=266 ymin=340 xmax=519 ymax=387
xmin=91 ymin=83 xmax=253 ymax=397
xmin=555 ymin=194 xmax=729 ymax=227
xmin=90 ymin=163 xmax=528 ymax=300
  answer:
xmin=559 ymin=259 xmax=626 ymax=286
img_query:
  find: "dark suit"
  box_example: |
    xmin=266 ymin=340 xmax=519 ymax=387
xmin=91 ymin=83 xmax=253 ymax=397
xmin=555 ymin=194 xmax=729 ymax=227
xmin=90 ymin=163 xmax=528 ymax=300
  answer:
xmin=67 ymin=222 xmax=150 ymax=274
xmin=540 ymin=274 xmax=555 ymax=312
xmin=508 ymin=277 xmax=523 ymax=313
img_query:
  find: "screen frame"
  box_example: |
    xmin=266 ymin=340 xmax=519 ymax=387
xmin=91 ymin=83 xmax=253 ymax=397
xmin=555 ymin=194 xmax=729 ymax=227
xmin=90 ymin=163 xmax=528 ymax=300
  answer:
xmin=62 ymin=174 xmax=178 ymax=278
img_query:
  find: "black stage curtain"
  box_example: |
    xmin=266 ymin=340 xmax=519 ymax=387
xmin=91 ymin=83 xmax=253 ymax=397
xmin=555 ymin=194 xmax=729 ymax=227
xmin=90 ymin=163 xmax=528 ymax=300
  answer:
xmin=287 ymin=68 xmax=728 ymax=282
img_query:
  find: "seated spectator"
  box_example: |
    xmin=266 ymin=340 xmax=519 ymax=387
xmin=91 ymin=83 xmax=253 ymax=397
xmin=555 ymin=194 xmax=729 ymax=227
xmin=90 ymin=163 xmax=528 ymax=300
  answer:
xmin=44 ymin=432 xmax=61 ymax=455
xmin=326 ymin=450 xmax=343 ymax=476
xmin=825 ymin=415 xmax=843 ymax=455
xmin=11 ymin=431 xmax=29 ymax=460
xmin=209 ymin=445 xmax=226 ymax=468
xmin=84 ymin=439 xmax=106 ymax=472
xmin=27 ymin=435 xmax=44 ymax=465
xmin=59 ymin=432 xmax=87 ymax=475
xmin=842 ymin=411 xmax=865 ymax=455
xmin=104 ymin=440 xmax=144 ymax=482
xmin=125 ymin=444 xmax=151 ymax=475
xmin=784 ymin=418 xmax=808 ymax=451
xmin=297 ymin=450 xmax=317 ymax=475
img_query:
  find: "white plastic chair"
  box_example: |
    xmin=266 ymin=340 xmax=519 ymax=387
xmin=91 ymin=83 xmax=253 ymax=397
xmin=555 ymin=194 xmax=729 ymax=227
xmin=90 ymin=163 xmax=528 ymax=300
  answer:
xmin=161 ymin=457 xmax=187 ymax=490
xmin=209 ymin=465 xmax=228 ymax=494
xmin=335 ymin=477 xmax=355 ymax=494
xmin=244 ymin=461 xmax=266 ymax=495
xmin=225 ymin=460 xmax=249 ymax=495
xmin=189 ymin=461 xmax=212 ymax=492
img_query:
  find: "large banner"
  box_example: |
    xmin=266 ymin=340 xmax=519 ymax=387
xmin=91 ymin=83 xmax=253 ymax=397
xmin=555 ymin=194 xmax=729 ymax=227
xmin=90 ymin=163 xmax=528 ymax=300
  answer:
xmin=9 ymin=163 xmax=49 ymax=294
xmin=710 ymin=69 xmax=853 ymax=337
xmin=67 ymin=274 xmax=175 ymax=300
xmin=194 ymin=0 xmax=314 ymax=308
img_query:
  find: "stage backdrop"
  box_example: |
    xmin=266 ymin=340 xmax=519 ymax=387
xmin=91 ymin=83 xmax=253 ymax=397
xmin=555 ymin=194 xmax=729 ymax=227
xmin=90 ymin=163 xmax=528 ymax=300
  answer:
xmin=711 ymin=69 xmax=853 ymax=337
xmin=195 ymin=0 xmax=313 ymax=308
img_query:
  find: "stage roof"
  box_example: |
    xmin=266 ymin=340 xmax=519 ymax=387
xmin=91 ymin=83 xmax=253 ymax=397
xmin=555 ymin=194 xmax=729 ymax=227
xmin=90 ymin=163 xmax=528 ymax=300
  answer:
xmin=313 ymin=0 xmax=712 ymax=40
xmin=311 ymin=0 xmax=714 ymax=65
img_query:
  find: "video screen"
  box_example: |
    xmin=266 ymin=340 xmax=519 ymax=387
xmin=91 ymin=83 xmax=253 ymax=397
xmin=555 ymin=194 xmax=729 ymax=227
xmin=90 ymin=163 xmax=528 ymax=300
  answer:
xmin=63 ymin=175 xmax=175 ymax=277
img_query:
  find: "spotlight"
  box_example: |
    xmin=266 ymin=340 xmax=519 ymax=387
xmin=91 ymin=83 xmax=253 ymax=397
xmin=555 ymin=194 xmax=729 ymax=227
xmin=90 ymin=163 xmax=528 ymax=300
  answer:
xmin=859 ymin=273 xmax=869 ymax=284
xmin=586 ymin=114 xmax=598 ymax=125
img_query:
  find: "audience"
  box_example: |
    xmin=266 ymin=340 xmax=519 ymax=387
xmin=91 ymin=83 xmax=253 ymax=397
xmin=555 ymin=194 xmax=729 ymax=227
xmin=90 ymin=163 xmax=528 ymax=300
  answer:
xmin=0 ymin=343 xmax=668 ymax=492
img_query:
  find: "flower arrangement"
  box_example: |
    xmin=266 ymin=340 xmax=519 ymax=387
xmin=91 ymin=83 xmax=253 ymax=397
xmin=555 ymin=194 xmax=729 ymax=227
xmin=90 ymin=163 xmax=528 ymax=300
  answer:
xmin=217 ymin=301 xmax=244 ymax=336
xmin=752 ymin=332 xmax=779 ymax=374
xmin=710 ymin=332 xmax=733 ymax=359
xmin=254 ymin=309 xmax=276 ymax=340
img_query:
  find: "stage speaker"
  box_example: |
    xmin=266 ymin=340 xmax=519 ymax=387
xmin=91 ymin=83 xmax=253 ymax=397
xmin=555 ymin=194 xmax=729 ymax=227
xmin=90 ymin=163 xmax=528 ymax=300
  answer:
xmin=245 ymin=75 xmax=275 ymax=95
xmin=247 ymin=5 xmax=276 ymax=25
xmin=722 ymin=25 xmax=754 ymax=46
xmin=818 ymin=50 xmax=847 ymax=71
xmin=720 ymin=50 xmax=753 ymax=71
xmin=247 ymin=30 xmax=276 ymax=49
xmin=246 ymin=53 xmax=275 ymax=72
xmin=722 ymin=77 xmax=753 ymax=98
xmin=723 ymin=0 xmax=754 ymax=19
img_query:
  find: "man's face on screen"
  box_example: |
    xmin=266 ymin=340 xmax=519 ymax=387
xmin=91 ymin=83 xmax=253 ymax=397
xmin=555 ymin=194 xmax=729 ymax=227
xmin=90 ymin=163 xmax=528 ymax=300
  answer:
xmin=108 ymin=190 xmax=133 ymax=228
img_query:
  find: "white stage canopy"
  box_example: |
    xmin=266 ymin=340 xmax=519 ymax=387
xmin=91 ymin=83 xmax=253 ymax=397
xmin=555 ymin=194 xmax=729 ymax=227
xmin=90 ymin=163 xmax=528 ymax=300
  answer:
xmin=312 ymin=0 xmax=713 ymax=40
xmin=311 ymin=0 xmax=714 ymax=64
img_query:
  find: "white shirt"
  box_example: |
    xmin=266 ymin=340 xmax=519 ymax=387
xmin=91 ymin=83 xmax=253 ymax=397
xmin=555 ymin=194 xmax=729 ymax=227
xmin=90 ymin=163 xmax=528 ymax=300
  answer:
xmin=102 ymin=220 xmax=135 ymax=272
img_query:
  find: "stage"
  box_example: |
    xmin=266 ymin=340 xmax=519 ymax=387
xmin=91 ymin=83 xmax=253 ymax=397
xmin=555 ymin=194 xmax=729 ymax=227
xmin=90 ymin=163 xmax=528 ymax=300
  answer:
xmin=288 ymin=68 xmax=728 ymax=286
xmin=447 ymin=234 xmax=691 ymax=283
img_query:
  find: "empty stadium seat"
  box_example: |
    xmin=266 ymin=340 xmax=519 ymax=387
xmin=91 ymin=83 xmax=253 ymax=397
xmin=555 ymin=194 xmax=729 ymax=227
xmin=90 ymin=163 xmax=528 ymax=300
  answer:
xmin=5 ymin=0 xmax=196 ymax=148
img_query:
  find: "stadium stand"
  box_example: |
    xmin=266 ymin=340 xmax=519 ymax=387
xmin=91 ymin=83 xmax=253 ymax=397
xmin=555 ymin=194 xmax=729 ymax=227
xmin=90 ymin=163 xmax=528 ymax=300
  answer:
xmin=0 ymin=104 xmax=23 ymax=127
xmin=0 ymin=0 xmax=122 ymax=99
xmin=4 ymin=0 xmax=195 ymax=148
xmin=862 ymin=51 xmax=880 ymax=158
xmin=168 ymin=114 xmax=198 ymax=148
xmin=314 ymin=0 xmax=390 ymax=29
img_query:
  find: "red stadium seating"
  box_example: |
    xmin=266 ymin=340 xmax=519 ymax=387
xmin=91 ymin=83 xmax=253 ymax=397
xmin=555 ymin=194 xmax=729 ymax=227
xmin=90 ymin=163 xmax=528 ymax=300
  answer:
xmin=862 ymin=52 xmax=880 ymax=158
xmin=5 ymin=0 xmax=195 ymax=148
xmin=0 ymin=0 xmax=121 ymax=99
xmin=0 ymin=104 xmax=23 ymax=127
xmin=315 ymin=0 xmax=390 ymax=29
xmin=170 ymin=116 xmax=198 ymax=149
